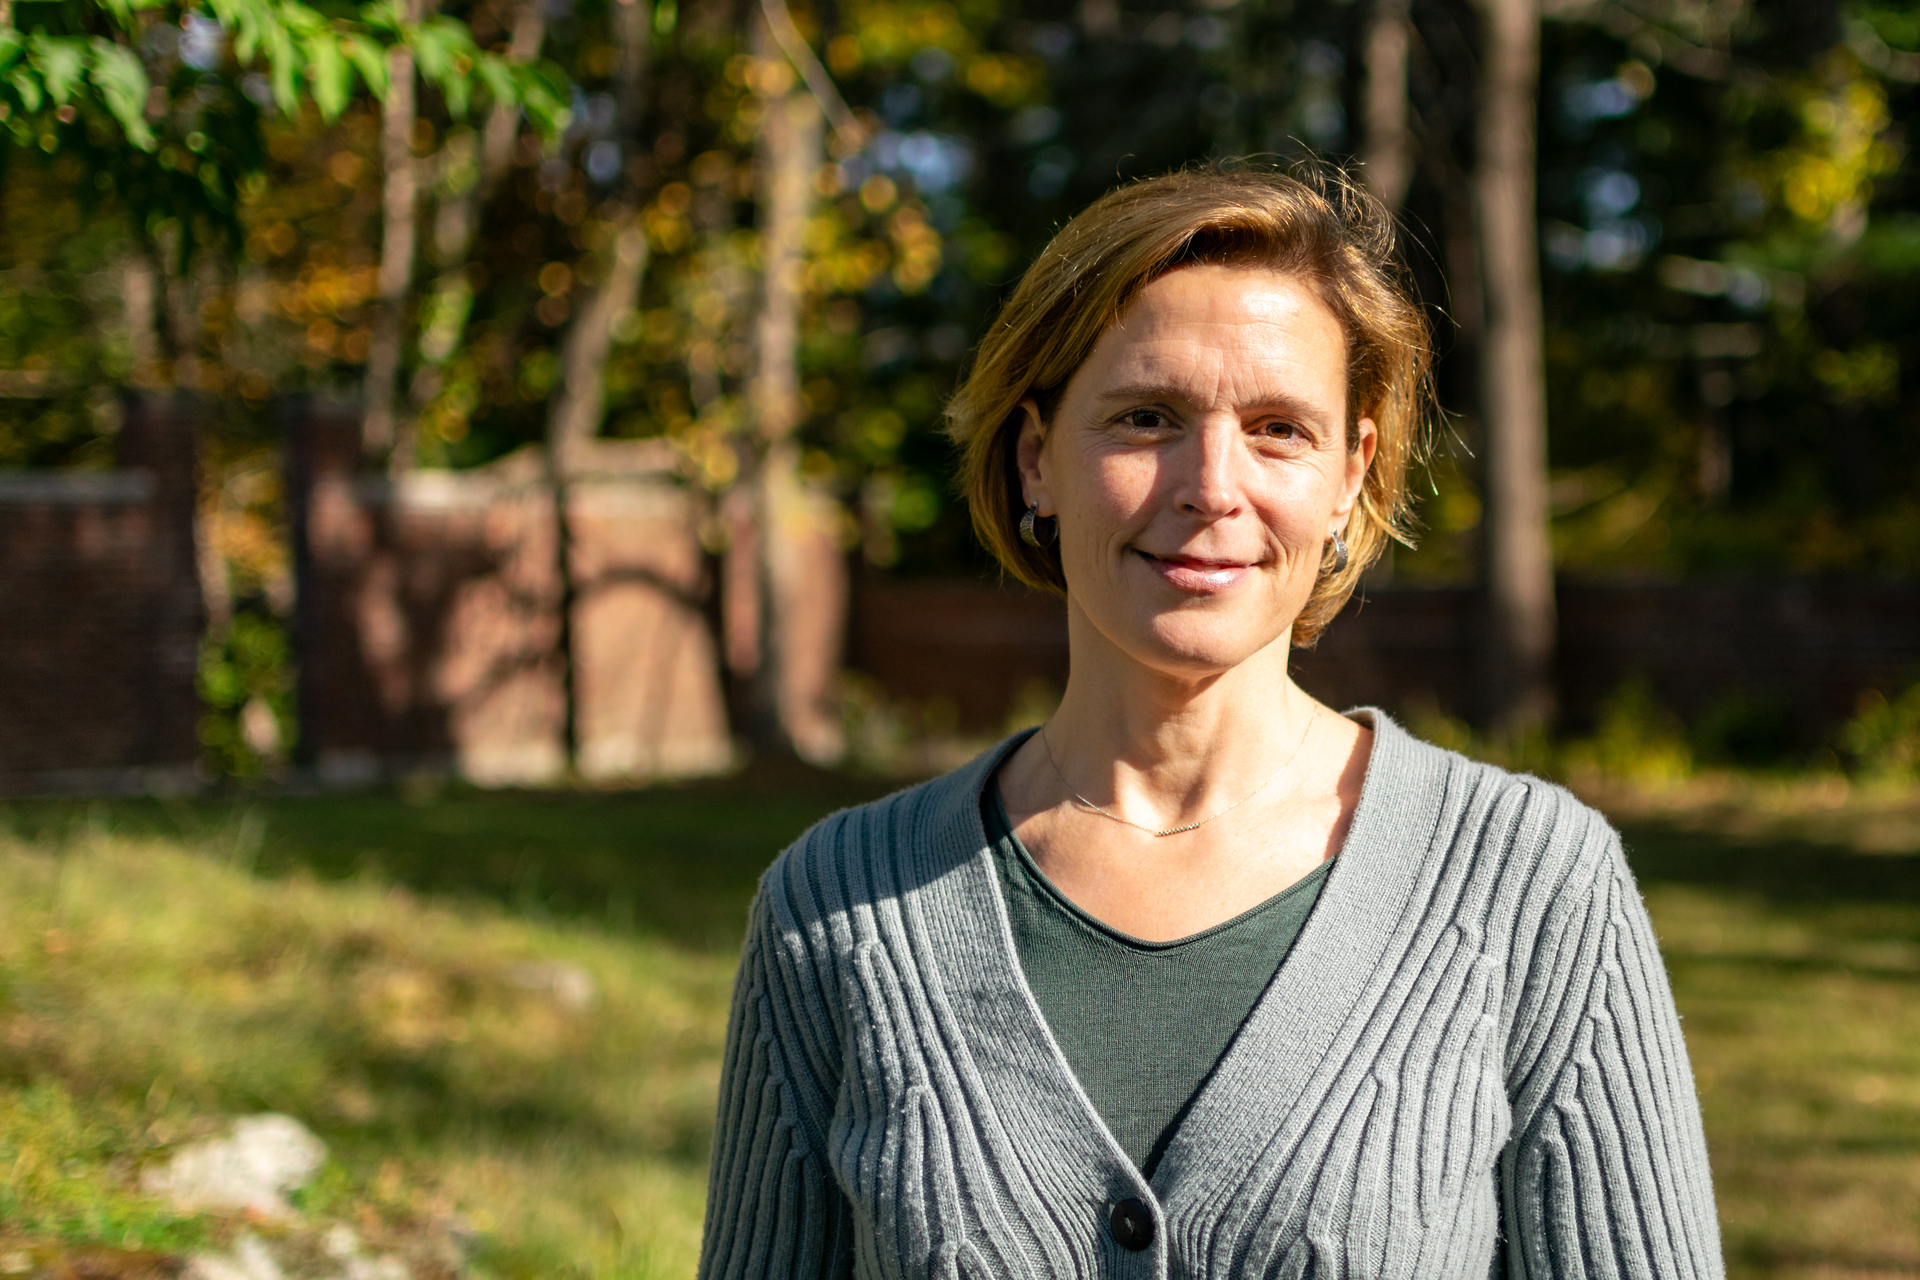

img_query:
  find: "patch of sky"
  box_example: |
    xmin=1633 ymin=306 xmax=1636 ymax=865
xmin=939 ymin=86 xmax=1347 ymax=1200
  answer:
xmin=1564 ymin=77 xmax=1642 ymax=123
xmin=181 ymin=14 xmax=225 ymax=71
xmin=1545 ymin=216 xmax=1661 ymax=272
xmin=870 ymin=131 xmax=974 ymax=195
xmin=586 ymin=141 xmax=621 ymax=185
xmin=1582 ymin=168 xmax=1642 ymax=222
xmin=1584 ymin=219 xmax=1655 ymax=270
xmin=898 ymin=132 xmax=973 ymax=194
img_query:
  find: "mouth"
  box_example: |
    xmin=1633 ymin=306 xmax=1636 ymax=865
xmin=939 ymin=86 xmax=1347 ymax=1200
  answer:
xmin=1133 ymin=548 xmax=1258 ymax=593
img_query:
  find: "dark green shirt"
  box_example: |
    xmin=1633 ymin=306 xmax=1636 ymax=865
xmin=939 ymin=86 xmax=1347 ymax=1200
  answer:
xmin=984 ymin=779 xmax=1332 ymax=1177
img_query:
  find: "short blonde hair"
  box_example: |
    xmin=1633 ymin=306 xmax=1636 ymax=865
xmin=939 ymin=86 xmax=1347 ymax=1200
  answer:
xmin=945 ymin=163 xmax=1430 ymax=647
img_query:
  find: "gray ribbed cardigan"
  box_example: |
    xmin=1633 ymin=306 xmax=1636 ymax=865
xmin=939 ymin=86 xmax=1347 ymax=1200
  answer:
xmin=698 ymin=711 xmax=1724 ymax=1279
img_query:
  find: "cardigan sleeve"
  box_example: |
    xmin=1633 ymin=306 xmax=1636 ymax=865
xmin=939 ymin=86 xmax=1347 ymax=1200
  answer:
xmin=698 ymin=888 xmax=855 ymax=1280
xmin=1501 ymin=830 xmax=1725 ymax=1280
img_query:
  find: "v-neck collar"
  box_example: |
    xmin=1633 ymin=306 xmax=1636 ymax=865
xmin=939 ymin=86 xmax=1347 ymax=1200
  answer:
xmin=896 ymin=710 xmax=1448 ymax=1235
xmin=987 ymin=769 xmax=1336 ymax=956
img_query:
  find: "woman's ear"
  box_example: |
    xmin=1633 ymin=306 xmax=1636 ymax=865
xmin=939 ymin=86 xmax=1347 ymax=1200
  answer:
xmin=1333 ymin=415 xmax=1379 ymax=531
xmin=1015 ymin=397 xmax=1055 ymax=517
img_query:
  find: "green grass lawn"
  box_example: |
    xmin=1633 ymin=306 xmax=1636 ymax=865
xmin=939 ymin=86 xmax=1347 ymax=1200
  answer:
xmin=1 ymin=766 xmax=1915 ymax=1279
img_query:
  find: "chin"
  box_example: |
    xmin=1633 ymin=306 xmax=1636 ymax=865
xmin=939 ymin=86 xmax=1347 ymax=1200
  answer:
xmin=1130 ymin=611 xmax=1291 ymax=679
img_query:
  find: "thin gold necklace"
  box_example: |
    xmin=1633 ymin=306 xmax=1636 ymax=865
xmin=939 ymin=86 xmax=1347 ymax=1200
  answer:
xmin=1037 ymin=704 xmax=1321 ymax=838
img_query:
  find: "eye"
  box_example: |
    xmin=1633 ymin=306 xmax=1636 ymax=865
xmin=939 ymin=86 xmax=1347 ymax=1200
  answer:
xmin=1260 ymin=418 xmax=1306 ymax=442
xmin=1116 ymin=408 xmax=1172 ymax=432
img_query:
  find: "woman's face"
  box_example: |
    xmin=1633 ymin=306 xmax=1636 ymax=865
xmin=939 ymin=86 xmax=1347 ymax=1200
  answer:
xmin=1016 ymin=263 xmax=1376 ymax=680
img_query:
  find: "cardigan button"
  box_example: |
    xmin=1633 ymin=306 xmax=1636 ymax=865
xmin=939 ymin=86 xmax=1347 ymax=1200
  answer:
xmin=1109 ymin=1198 xmax=1154 ymax=1251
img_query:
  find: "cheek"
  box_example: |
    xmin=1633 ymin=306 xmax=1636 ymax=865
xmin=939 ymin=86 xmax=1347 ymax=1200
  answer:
xmin=1260 ymin=464 xmax=1343 ymax=532
xmin=1069 ymin=450 xmax=1157 ymax=523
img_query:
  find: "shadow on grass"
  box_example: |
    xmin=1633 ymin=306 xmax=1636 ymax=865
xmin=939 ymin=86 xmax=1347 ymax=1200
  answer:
xmin=1617 ymin=820 xmax=1920 ymax=909
xmin=0 ymin=761 xmax=907 ymax=955
xmin=8 ymin=769 xmax=1916 ymax=944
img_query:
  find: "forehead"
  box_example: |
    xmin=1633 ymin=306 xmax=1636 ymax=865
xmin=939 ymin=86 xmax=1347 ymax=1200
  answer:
xmin=1076 ymin=264 xmax=1349 ymax=404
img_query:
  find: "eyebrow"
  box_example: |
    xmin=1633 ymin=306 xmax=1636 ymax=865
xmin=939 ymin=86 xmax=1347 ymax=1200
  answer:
xmin=1086 ymin=382 xmax=1337 ymax=424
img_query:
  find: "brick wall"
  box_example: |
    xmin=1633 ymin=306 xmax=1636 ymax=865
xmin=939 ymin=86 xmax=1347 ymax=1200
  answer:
xmin=1293 ymin=579 xmax=1920 ymax=737
xmin=0 ymin=393 xmax=204 ymax=793
xmin=853 ymin=574 xmax=1920 ymax=742
xmin=289 ymin=399 xmax=845 ymax=784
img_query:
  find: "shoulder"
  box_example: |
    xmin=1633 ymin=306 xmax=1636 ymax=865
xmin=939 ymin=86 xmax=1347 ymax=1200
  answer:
xmin=1365 ymin=710 xmax=1628 ymax=910
xmin=752 ymin=733 xmax=1024 ymax=941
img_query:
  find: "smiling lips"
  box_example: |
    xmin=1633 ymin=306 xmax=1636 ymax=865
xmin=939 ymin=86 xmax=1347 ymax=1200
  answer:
xmin=1135 ymin=549 xmax=1258 ymax=593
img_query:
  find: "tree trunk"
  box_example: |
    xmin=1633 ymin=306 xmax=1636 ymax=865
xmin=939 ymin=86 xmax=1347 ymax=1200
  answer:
xmin=365 ymin=26 xmax=421 ymax=470
xmin=1362 ymin=0 xmax=1415 ymax=210
xmin=741 ymin=17 xmax=823 ymax=758
xmin=543 ymin=0 xmax=653 ymax=773
xmin=1473 ymin=0 xmax=1556 ymax=734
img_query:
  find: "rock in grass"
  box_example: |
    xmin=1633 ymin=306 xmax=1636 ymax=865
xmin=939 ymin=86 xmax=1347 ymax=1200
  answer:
xmin=183 ymin=1227 xmax=413 ymax=1280
xmin=184 ymin=1234 xmax=285 ymax=1280
xmin=321 ymin=1225 xmax=409 ymax=1280
xmin=142 ymin=1115 xmax=328 ymax=1219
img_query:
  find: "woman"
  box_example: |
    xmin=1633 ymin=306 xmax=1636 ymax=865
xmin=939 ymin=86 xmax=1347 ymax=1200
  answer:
xmin=699 ymin=167 xmax=1722 ymax=1279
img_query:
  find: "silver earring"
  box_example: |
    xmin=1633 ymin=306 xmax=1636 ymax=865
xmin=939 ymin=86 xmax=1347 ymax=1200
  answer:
xmin=1325 ymin=531 xmax=1349 ymax=575
xmin=1019 ymin=504 xmax=1057 ymax=549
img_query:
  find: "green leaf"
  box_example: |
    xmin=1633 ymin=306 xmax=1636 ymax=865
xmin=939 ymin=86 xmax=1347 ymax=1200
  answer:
xmin=339 ymin=33 xmax=387 ymax=100
xmin=407 ymin=19 xmax=455 ymax=82
xmin=28 ymin=35 xmax=88 ymax=106
xmin=9 ymin=67 xmax=42 ymax=113
xmin=0 ymin=31 xmax=26 ymax=69
xmin=410 ymin=18 xmax=484 ymax=118
xmin=211 ymin=0 xmax=260 ymax=65
xmin=358 ymin=0 xmax=403 ymax=36
xmin=304 ymin=32 xmax=349 ymax=119
xmin=95 ymin=0 xmax=140 ymax=31
xmin=474 ymin=52 xmax=512 ymax=107
xmin=87 ymin=38 xmax=155 ymax=149
xmin=266 ymin=23 xmax=297 ymax=113
xmin=515 ymin=61 xmax=571 ymax=137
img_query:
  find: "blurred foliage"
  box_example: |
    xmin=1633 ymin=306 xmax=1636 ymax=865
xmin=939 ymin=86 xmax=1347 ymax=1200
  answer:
xmin=1535 ymin=0 xmax=1920 ymax=580
xmin=1405 ymin=668 xmax=1920 ymax=790
xmin=1560 ymin=674 xmax=1696 ymax=786
xmin=0 ymin=0 xmax=1910 ymax=570
xmin=0 ymin=0 xmax=568 ymax=266
xmin=196 ymin=606 xmax=294 ymax=777
xmin=0 ymin=0 xmax=1915 ymax=775
xmin=0 ymin=1082 xmax=214 ymax=1251
xmin=1839 ymin=675 xmax=1920 ymax=778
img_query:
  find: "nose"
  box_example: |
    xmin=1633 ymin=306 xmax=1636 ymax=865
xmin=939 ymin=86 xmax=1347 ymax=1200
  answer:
xmin=1172 ymin=416 xmax=1245 ymax=520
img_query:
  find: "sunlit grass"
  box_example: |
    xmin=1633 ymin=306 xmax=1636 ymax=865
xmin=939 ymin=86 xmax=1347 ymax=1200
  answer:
xmin=1654 ymin=884 xmax=1920 ymax=1278
xmin=0 ymin=763 xmax=1915 ymax=1279
xmin=0 ymin=772 xmax=894 ymax=1278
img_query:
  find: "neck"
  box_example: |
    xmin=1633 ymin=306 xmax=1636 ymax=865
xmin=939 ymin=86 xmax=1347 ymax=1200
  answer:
xmin=1040 ymin=596 xmax=1316 ymax=816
